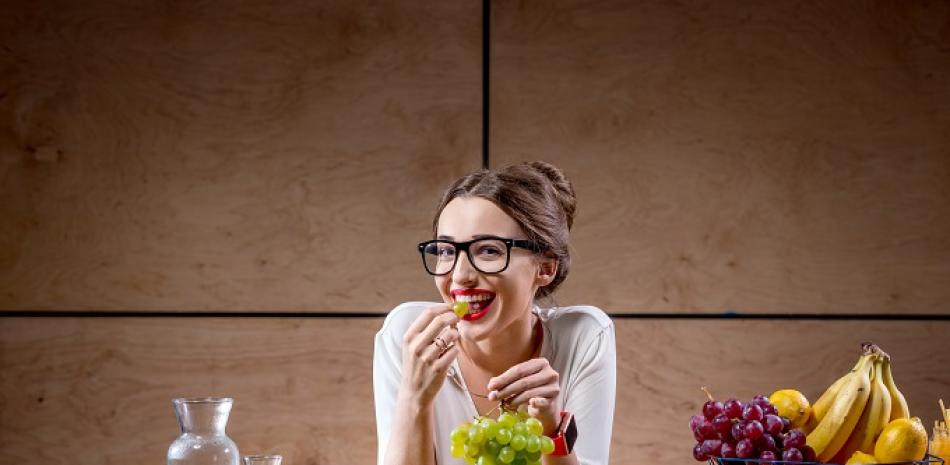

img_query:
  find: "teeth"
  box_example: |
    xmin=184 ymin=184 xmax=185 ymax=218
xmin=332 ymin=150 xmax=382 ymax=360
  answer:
xmin=455 ymin=294 xmax=494 ymax=303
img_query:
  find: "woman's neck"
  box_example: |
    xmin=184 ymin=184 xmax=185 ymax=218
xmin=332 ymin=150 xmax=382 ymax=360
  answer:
xmin=462 ymin=308 xmax=542 ymax=377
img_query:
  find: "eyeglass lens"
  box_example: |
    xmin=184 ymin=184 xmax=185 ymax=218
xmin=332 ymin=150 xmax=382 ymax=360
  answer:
xmin=422 ymin=239 xmax=509 ymax=275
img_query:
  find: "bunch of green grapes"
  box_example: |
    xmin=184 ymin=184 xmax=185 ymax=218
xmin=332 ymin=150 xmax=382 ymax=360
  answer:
xmin=449 ymin=409 xmax=556 ymax=465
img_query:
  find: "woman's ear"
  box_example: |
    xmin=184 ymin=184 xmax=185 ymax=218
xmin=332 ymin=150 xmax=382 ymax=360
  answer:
xmin=535 ymin=256 xmax=558 ymax=287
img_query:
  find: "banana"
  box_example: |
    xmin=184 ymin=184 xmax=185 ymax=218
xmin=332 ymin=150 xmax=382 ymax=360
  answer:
xmin=806 ymin=353 xmax=874 ymax=462
xmin=830 ymin=355 xmax=892 ymax=463
xmin=880 ymin=354 xmax=910 ymax=421
xmin=812 ymin=352 xmax=873 ymax=423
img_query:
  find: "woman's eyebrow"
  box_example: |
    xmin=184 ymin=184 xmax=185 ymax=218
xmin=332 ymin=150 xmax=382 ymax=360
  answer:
xmin=437 ymin=235 xmax=454 ymax=240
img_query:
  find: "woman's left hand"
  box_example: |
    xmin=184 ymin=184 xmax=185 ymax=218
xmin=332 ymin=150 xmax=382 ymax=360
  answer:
xmin=486 ymin=358 xmax=562 ymax=436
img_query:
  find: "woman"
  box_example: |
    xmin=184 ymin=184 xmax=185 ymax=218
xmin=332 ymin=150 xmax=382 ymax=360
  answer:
xmin=374 ymin=161 xmax=616 ymax=465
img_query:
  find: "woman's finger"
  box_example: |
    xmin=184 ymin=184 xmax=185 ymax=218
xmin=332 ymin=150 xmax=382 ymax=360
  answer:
xmin=506 ymin=384 xmax=560 ymax=407
xmin=403 ymin=304 xmax=451 ymax=342
xmin=414 ymin=311 xmax=459 ymax=350
xmin=488 ymin=366 xmax=558 ymax=401
xmin=486 ymin=358 xmax=548 ymax=393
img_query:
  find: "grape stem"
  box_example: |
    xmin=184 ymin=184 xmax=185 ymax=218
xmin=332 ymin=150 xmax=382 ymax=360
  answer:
xmin=701 ymin=386 xmax=714 ymax=401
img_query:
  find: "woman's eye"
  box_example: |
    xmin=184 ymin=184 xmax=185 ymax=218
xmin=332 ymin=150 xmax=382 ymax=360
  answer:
xmin=476 ymin=246 xmax=503 ymax=257
xmin=437 ymin=247 xmax=455 ymax=258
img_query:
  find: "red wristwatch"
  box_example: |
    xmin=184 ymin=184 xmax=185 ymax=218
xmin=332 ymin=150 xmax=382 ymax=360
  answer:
xmin=547 ymin=411 xmax=578 ymax=456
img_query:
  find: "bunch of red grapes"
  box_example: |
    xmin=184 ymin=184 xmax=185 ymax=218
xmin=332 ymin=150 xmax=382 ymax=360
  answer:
xmin=690 ymin=394 xmax=817 ymax=463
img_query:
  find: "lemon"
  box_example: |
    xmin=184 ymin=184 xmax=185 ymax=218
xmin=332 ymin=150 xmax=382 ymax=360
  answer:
xmin=769 ymin=389 xmax=812 ymax=429
xmin=845 ymin=451 xmax=878 ymax=464
xmin=874 ymin=417 xmax=928 ymax=463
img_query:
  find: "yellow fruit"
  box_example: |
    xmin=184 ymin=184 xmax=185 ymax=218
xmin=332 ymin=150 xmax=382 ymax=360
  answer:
xmin=770 ymin=389 xmax=812 ymax=429
xmin=846 ymin=451 xmax=879 ymax=464
xmin=874 ymin=417 xmax=928 ymax=463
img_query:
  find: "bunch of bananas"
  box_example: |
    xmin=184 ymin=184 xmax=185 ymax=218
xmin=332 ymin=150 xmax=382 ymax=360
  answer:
xmin=802 ymin=343 xmax=911 ymax=463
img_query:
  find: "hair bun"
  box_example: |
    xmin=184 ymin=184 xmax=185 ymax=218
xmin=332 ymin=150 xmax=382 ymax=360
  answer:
xmin=527 ymin=161 xmax=577 ymax=229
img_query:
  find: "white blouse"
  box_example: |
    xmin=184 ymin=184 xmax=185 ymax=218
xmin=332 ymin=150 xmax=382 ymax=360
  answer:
xmin=373 ymin=302 xmax=617 ymax=465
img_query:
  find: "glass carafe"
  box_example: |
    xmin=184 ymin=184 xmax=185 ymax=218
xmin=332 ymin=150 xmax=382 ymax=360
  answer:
xmin=167 ymin=397 xmax=240 ymax=465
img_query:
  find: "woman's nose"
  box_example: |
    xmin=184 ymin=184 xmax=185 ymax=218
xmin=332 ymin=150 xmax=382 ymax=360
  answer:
xmin=451 ymin=251 xmax=478 ymax=284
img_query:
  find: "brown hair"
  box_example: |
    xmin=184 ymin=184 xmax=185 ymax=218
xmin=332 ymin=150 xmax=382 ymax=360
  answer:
xmin=432 ymin=161 xmax=577 ymax=299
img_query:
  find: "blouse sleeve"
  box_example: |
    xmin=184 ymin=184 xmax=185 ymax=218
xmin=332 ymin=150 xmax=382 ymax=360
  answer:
xmin=373 ymin=312 xmax=405 ymax=465
xmin=562 ymin=319 xmax=617 ymax=465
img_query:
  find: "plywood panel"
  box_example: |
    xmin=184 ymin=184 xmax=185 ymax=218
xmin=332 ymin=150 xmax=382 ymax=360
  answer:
xmin=2 ymin=317 xmax=948 ymax=465
xmin=491 ymin=0 xmax=950 ymax=314
xmin=0 ymin=1 xmax=480 ymax=311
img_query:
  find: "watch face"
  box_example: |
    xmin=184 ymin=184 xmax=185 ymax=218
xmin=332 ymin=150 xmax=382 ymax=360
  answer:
xmin=564 ymin=415 xmax=578 ymax=452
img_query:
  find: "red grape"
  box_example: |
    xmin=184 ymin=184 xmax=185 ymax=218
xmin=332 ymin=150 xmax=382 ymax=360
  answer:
xmin=751 ymin=395 xmax=770 ymax=407
xmin=742 ymin=404 xmax=764 ymax=422
xmin=703 ymin=400 xmax=724 ymax=420
xmin=744 ymin=420 xmax=764 ymax=440
xmin=689 ymin=414 xmax=703 ymax=432
xmin=700 ymin=439 xmax=722 ymax=458
xmin=696 ymin=418 xmax=716 ymax=440
xmin=712 ymin=414 xmax=732 ymax=436
xmin=692 ymin=443 xmax=707 ymax=461
xmin=756 ymin=434 xmax=777 ymax=452
xmin=784 ymin=429 xmax=806 ymax=450
xmin=730 ymin=421 xmax=745 ymax=442
xmin=723 ymin=399 xmax=743 ymax=419
xmin=720 ymin=442 xmax=736 ymax=459
xmin=801 ymin=445 xmax=817 ymax=462
xmin=783 ymin=447 xmax=804 ymax=462
xmin=735 ymin=439 xmax=755 ymax=458
xmin=760 ymin=450 xmax=777 ymax=461
xmin=764 ymin=414 xmax=784 ymax=435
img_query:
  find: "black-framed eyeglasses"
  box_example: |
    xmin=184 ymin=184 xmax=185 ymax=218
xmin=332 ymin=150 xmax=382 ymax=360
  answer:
xmin=417 ymin=236 xmax=544 ymax=276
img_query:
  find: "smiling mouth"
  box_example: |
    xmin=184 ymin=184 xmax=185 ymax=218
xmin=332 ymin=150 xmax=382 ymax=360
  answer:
xmin=453 ymin=293 xmax=496 ymax=321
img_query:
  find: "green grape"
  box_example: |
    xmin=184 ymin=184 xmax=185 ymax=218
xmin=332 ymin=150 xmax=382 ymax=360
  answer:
xmin=464 ymin=456 xmax=477 ymax=465
xmin=497 ymin=446 xmax=515 ymax=464
xmin=468 ymin=426 xmax=485 ymax=445
xmin=524 ymin=450 xmax=541 ymax=462
xmin=512 ymin=422 xmax=528 ymax=436
xmin=539 ymin=435 xmax=555 ymax=454
xmin=495 ymin=428 xmax=512 ymax=445
xmin=526 ymin=461 xmax=541 ymax=465
xmin=453 ymin=301 xmax=469 ymax=317
xmin=518 ymin=410 xmax=530 ymax=420
xmin=451 ymin=442 xmax=466 ymax=458
xmin=510 ymin=434 xmax=527 ymax=451
xmin=481 ymin=418 xmax=499 ymax=440
xmin=451 ymin=424 xmax=470 ymax=444
xmin=498 ymin=412 xmax=518 ymax=428
xmin=476 ymin=455 xmax=496 ymax=465
xmin=510 ymin=457 xmax=526 ymax=465
xmin=484 ymin=439 xmax=501 ymax=456
xmin=465 ymin=443 xmax=481 ymax=458
xmin=525 ymin=435 xmax=540 ymax=453
xmin=524 ymin=418 xmax=543 ymax=436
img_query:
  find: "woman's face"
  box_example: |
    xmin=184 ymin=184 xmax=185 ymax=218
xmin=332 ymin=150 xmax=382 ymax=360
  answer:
xmin=435 ymin=197 xmax=555 ymax=342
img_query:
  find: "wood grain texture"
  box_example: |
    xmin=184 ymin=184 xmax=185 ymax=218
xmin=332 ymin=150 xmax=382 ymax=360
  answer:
xmin=491 ymin=0 xmax=950 ymax=314
xmin=2 ymin=317 xmax=948 ymax=465
xmin=0 ymin=1 xmax=480 ymax=311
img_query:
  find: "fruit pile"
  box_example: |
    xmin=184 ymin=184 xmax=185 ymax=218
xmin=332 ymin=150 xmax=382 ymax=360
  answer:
xmin=690 ymin=388 xmax=815 ymax=462
xmin=450 ymin=408 xmax=555 ymax=465
xmin=689 ymin=343 xmax=930 ymax=465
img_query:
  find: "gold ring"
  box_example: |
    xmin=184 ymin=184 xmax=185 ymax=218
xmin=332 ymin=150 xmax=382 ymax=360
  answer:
xmin=433 ymin=336 xmax=447 ymax=350
xmin=438 ymin=341 xmax=455 ymax=356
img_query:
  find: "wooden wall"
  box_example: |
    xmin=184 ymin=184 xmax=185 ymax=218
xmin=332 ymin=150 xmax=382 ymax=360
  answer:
xmin=3 ymin=318 xmax=949 ymax=465
xmin=1 ymin=1 xmax=948 ymax=465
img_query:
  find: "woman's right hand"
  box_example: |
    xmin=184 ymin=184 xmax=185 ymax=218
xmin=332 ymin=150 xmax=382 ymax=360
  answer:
xmin=399 ymin=303 xmax=461 ymax=407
